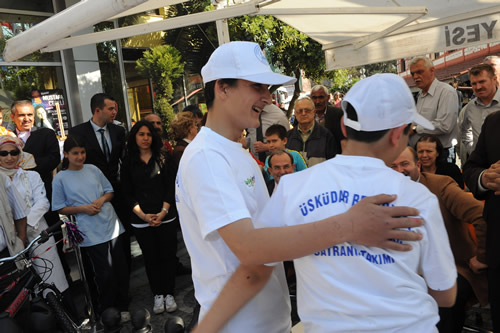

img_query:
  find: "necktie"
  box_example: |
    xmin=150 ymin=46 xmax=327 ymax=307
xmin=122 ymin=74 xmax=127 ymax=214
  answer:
xmin=98 ymin=128 xmax=110 ymax=162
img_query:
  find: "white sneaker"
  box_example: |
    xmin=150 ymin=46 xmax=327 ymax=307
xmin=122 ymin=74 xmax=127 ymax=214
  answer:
xmin=165 ymin=294 xmax=177 ymax=313
xmin=153 ymin=295 xmax=165 ymax=314
xmin=120 ymin=311 xmax=131 ymax=323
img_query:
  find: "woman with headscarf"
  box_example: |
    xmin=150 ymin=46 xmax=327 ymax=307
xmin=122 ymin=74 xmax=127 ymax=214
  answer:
xmin=0 ymin=135 xmax=68 ymax=293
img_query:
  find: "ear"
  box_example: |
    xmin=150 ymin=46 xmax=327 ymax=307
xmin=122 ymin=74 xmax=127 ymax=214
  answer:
xmin=416 ymin=159 xmax=421 ymax=169
xmin=340 ymin=115 xmax=347 ymax=137
xmin=215 ymin=80 xmax=229 ymax=101
xmin=388 ymin=125 xmax=406 ymax=146
xmin=10 ymin=112 xmax=14 ymax=121
xmin=63 ymin=151 xmax=68 ymax=158
xmin=283 ymin=137 xmax=288 ymax=145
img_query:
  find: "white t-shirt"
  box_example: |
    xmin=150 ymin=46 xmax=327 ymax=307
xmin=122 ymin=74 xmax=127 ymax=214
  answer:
xmin=175 ymin=127 xmax=291 ymax=333
xmin=257 ymin=154 xmax=457 ymax=333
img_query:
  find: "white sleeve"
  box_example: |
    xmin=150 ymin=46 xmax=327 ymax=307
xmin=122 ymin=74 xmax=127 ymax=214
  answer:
xmin=418 ymin=194 xmax=457 ymax=291
xmin=459 ymin=106 xmax=473 ymax=153
xmin=5 ymin=178 xmax=27 ymax=220
xmin=180 ymin=150 xmax=251 ymax=239
xmin=27 ymin=171 xmax=50 ymax=229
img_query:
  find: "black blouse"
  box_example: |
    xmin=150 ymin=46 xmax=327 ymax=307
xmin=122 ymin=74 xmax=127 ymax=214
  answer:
xmin=121 ymin=152 xmax=177 ymax=225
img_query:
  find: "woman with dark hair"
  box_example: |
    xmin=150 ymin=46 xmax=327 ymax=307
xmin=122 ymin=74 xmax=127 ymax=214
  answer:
xmin=416 ymin=134 xmax=464 ymax=188
xmin=120 ymin=120 xmax=178 ymax=315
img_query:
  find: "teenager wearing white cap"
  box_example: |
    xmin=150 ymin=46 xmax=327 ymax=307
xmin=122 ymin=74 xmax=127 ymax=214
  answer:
xmin=176 ymin=43 xmax=425 ymax=332
xmin=254 ymin=74 xmax=456 ymax=332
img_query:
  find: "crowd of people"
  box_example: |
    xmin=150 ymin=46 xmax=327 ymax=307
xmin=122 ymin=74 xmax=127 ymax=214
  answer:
xmin=0 ymin=41 xmax=499 ymax=333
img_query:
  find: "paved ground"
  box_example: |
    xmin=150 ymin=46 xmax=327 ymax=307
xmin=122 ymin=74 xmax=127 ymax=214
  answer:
xmin=65 ymin=232 xmax=494 ymax=333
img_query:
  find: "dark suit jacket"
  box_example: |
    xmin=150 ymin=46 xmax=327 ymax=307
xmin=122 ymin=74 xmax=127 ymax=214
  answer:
xmin=324 ymin=105 xmax=345 ymax=154
xmin=463 ymin=110 xmax=500 ymax=267
xmin=68 ymin=121 xmax=126 ymax=187
xmin=22 ymin=127 xmax=60 ymax=195
xmin=266 ymin=179 xmax=276 ymax=196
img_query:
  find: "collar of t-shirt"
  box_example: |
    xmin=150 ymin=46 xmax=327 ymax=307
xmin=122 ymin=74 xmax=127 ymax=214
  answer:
xmin=16 ymin=129 xmax=31 ymax=143
xmin=333 ymin=154 xmax=387 ymax=169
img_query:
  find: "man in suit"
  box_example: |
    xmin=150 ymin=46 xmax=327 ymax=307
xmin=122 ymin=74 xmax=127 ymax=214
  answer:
xmin=463 ymin=110 xmax=500 ymax=332
xmin=68 ymin=93 xmax=130 ymax=321
xmin=266 ymin=150 xmax=295 ymax=196
xmin=310 ymin=85 xmax=345 ymax=153
xmin=69 ymin=94 xmax=125 ymax=191
xmin=10 ymin=100 xmax=60 ymax=225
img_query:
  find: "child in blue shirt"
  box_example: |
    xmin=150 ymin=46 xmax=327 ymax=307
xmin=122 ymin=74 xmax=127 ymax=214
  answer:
xmin=52 ymin=135 xmax=129 ymax=316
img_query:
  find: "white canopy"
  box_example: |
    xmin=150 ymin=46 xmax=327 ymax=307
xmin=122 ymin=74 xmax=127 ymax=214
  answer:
xmin=3 ymin=0 xmax=500 ymax=70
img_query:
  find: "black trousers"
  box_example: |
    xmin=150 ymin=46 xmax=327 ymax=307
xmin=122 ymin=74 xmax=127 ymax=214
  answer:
xmin=82 ymin=233 xmax=129 ymax=314
xmin=133 ymin=222 xmax=177 ymax=296
xmin=489 ymin=264 xmax=500 ymax=332
xmin=437 ymin=273 xmax=473 ymax=332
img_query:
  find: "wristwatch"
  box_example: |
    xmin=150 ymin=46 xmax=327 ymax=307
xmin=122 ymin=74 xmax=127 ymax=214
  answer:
xmin=162 ymin=207 xmax=168 ymax=213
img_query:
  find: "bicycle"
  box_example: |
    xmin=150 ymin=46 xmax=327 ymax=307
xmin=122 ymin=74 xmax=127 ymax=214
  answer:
xmin=0 ymin=221 xmax=81 ymax=333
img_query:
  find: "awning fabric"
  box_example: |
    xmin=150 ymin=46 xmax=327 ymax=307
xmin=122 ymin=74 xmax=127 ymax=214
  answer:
xmin=3 ymin=0 xmax=500 ymax=70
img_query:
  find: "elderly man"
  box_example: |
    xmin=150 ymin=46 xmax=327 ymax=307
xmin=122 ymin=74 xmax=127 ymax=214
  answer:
xmin=310 ymin=85 xmax=344 ymax=153
xmin=408 ymin=56 xmax=459 ymax=159
xmin=266 ymin=150 xmax=295 ymax=195
xmin=460 ymin=64 xmax=500 ymax=158
xmin=463 ymin=110 xmax=500 ymax=332
xmin=286 ymin=96 xmax=336 ymax=167
xmin=391 ymin=146 xmax=488 ymax=332
xmin=10 ymin=101 xmax=60 ymax=223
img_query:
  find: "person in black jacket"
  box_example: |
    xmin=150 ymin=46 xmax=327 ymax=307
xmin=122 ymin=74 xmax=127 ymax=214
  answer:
xmin=463 ymin=110 xmax=500 ymax=332
xmin=121 ymin=121 xmax=178 ymax=315
xmin=286 ymin=96 xmax=336 ymax=167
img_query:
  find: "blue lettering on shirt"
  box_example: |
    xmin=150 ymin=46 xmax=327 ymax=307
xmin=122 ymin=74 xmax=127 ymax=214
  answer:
xmin=298 ymin=190 xmax=393 ymax=216
xmin=314 ymin=245 xmax=395 ymax=265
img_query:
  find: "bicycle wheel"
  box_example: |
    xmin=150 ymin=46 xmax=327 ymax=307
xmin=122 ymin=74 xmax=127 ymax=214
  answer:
xmin=45 ymin=292 xmax=77 ymax=333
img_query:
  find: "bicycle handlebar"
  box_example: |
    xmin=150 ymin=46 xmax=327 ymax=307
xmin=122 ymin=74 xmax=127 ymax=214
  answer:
xmin=0 ymin=220 xmax=64 ymax=264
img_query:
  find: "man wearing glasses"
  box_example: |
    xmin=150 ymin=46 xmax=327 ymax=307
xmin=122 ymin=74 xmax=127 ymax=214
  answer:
xmin=286 ymin=96 xmax=336 ymax=166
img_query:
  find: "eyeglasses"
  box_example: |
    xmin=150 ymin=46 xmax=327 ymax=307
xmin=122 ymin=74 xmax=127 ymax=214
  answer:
xmin=295 ymin=108 xmax=313 ymax=114
xmin=0 ymin=149 xmax=20 ymax=157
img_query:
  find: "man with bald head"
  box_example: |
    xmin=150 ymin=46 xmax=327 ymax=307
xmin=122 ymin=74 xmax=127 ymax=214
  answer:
xmin=144 ymin=113 xmax=174 ymax=154
xmin=286 ymin=96 xmax=336 ymax=167
xmin=266 ymin=150 xmax=295 ymax=195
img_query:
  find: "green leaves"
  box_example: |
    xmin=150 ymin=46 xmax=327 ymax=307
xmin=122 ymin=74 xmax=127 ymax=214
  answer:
xmin=136 ymin=44 xmax=185 ymax=136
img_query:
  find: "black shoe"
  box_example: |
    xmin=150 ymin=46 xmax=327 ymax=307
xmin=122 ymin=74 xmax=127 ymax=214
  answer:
xmin=176 ymin=264 xmax=191 ymax=276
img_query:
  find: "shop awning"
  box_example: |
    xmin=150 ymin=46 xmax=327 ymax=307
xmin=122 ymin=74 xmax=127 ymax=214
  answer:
xmin=4 ymin=0 xmax=500 ymax=70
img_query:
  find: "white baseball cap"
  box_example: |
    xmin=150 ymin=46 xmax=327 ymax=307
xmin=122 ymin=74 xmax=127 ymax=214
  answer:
xmin=341 ymin=73 xmax=434 ymax=131
xmin=201 ymin=41 xmax=296 ymax=85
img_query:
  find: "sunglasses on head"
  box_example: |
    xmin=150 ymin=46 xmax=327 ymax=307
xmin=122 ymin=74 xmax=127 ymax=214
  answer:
xmin=0 ymin=150 xmax=20 ymax=157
